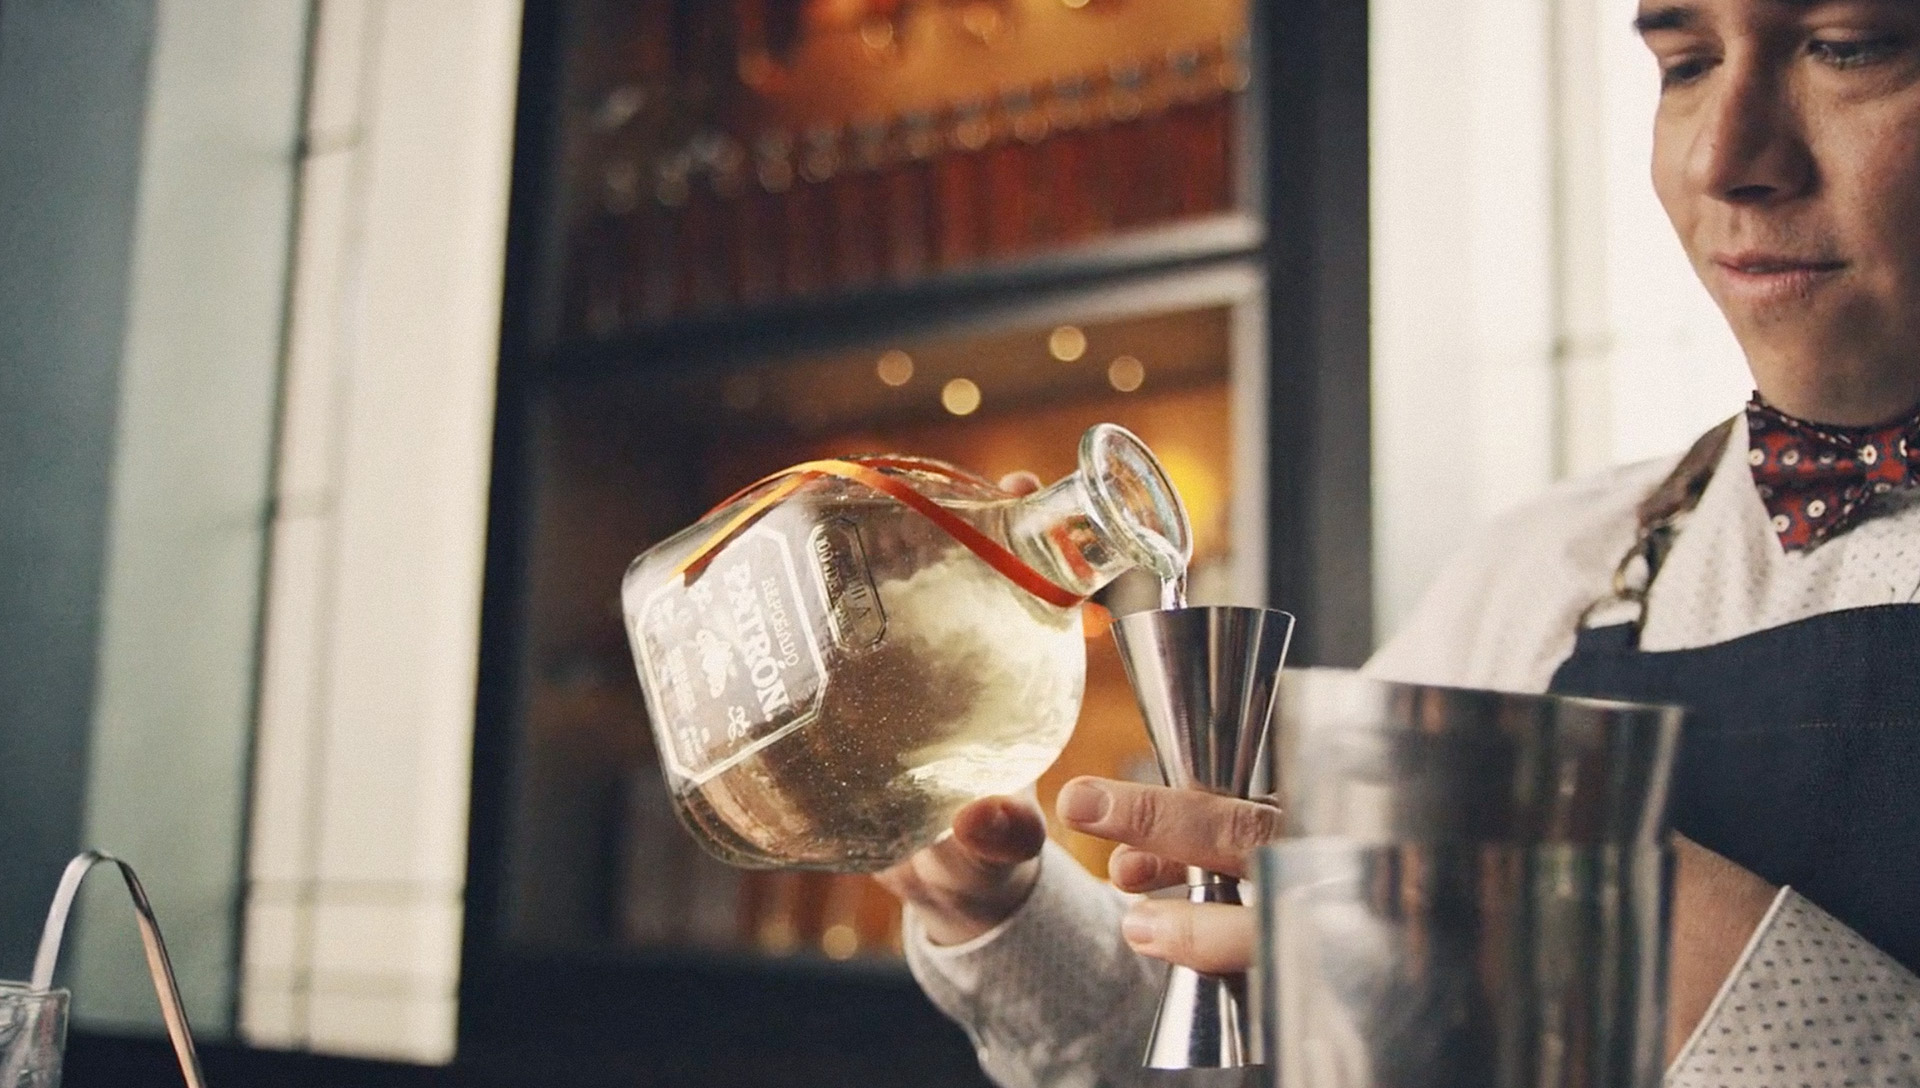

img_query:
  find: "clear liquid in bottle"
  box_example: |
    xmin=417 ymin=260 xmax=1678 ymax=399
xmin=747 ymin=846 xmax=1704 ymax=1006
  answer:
xmin=624 ymin=424 xmax=1192 ymax=871
xmin=661 ymin=519 xmax=1085 ymax=870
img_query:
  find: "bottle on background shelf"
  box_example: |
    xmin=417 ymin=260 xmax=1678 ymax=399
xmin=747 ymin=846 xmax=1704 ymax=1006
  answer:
xmin=984 ymin=87 xmax=1046 ymax=256
xmin=814 ymin=873 xmax=869 ymax=960
xmin=829 ymin=119 xmax=889 ymax=290
xmin=621 ymin=758 xmax=743 ymax=951
xmin=731 ymin=131 xmax=793 ymax=306
xmin=1162 ymin=45 xmax=1234 ymax=219
xmin=642 ymin=150 xmax=693 ymax=321
xmin=697 ymin=132 xmax=751 ymax=308
xmin=1042 ymin=75 xmax=1110 ymax=245
xmin=1096 ymin=59 xmax=1158 ymax=230
xmin=782 ymin=124 xmax=840 ymax=297
xmin=934 ymin=98 xmax=992 ymax=269
xmin=883 ymin=110 xmax=940 ymax=282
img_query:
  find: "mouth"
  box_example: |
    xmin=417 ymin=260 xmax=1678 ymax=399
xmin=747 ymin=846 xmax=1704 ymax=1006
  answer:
xmin=1711 ymin=253 xmax=1847 ymax=302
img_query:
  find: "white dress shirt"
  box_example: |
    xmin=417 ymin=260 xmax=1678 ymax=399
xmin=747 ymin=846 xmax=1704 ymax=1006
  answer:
xmin=907 ymin=414 xmax=1920 ymax=1088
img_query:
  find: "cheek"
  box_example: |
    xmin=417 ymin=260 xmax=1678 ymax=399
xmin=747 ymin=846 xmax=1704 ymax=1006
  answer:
xmin=1872 ymin=146 xmax=1920 ymax=242
xmin=1881 ymin=177 xmax=1920 ymax=286
xmin=1649 ymin=116 xmax=1698 ymax=242
xmin=1837 ymin=119 xmax=1920 ymax=281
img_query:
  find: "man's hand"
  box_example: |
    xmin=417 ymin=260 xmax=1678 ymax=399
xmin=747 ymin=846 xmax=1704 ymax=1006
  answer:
xmin=1056 ymin=776 xmax=1278 ymax=973
xmin=1057 ymin=776 xmax=1777 ymax=1068
xmin=1667 ymin=835 xmax=1776 ymax=1063
xmin=875 ymin=794 xmax=1048 ymax=946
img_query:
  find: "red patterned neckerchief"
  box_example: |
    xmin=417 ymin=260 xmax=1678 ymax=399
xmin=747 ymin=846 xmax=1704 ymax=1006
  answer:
xmin=1746 ymin=394 xmax=1920 ymax=552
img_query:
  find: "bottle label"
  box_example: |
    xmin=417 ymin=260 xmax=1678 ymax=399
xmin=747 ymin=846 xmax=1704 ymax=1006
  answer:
xmin=809 ymin=518 xmax=887 ymax=652
xmin=635 ymin=526 xmax=826 ymax=785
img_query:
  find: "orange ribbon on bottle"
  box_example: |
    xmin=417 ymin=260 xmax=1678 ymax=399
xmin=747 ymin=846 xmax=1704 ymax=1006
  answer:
xmin=671 ymin=457 xmax=1085 ymax=610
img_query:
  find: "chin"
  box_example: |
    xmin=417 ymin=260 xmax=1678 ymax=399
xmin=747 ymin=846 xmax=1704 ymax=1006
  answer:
xmin=1723 ymin=316 xmax=1841 ymax=381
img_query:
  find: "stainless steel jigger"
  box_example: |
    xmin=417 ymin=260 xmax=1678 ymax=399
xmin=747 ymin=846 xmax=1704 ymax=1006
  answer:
xmin=1110 ymin=605 xmax=1295 ymax=1070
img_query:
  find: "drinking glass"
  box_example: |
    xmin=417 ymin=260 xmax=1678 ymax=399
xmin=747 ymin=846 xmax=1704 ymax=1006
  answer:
xmin=0 ymin=984 xmax=67 ymax=1088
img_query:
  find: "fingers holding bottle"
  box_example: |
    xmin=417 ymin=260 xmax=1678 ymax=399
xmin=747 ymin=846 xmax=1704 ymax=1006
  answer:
xmin=875 ymin=793 xmax=1047 ymax=947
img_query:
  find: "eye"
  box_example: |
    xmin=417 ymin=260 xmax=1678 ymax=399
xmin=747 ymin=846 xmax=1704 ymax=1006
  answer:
xmin=1807 ymin=34 xmax=1905 ymax=69
xmin=1659 ymin=54 xmax=1716 ymax=89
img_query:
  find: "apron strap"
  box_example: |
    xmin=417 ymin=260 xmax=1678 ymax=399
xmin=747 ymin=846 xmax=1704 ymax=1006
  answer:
xmin=1582 ymin=416 xmax=1737 ymax=629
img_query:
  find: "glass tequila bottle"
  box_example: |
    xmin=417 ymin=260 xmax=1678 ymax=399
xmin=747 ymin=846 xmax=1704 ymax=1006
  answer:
xmin=623 ymin=423 xmax=1190 ymax=871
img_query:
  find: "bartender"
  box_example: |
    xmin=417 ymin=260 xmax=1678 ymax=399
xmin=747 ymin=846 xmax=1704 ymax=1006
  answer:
xmin=877 ymin=0 xmax=1920 ymax=1085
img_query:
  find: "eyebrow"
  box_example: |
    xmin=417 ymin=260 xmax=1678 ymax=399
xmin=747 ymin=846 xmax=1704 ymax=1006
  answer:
xmin=1633 ymin=0 xmax=1850 ymax=36
xmin=1633 ymin=5 xmax=1693 ymax=33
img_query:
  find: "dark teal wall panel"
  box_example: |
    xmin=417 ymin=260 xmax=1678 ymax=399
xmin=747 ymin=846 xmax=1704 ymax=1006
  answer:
xmin=0 ymin=0 xmax=156 ymax=976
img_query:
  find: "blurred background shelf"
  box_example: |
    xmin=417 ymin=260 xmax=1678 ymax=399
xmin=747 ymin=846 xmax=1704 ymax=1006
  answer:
xmin=540 ymin=213 xmax=1263 ymax=379
xmin=540 ymin=0 xmax=1252 ymax=342
xmin=460 ymin=0 xmax=1370 ymax=1078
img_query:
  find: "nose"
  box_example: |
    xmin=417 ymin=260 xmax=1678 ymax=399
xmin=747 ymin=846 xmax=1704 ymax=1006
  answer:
xmin=1684 ymin=53 xmax=1814 ymax=204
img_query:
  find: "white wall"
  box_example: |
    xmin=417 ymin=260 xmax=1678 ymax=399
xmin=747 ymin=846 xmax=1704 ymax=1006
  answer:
xmin=1589 ymin=0 xmax=1751 ymax=468
xmin=1370 ymin=0 xmax=1559 ymax=640
xmin=239 ymin=0 xmax=522 ymax=1062
xmin=1369 ymin=0 xmax=1751 ymax=639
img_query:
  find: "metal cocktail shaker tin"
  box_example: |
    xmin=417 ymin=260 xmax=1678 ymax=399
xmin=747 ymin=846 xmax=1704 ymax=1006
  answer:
xmin=1253 ymin=669 xmax=1683 ymax=1088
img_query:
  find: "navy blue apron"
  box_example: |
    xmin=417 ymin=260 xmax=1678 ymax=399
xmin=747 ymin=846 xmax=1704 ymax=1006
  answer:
xmin=1547 ymin=420 xmax=1920 ymax=973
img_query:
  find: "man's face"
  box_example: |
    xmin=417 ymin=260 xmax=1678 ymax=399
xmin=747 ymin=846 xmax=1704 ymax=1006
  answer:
xmin=1642 ymin=0 xmax=1920 ymax=421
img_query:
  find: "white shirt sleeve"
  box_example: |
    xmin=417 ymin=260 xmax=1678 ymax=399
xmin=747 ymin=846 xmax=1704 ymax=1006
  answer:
xmin=902 ymin=841 xmax=1199 ymax=1088
xmin=1362 ymin=456 xmax=1669 ymax=693
xmin=1668 ymin=888 xmax=1920 ymax=1087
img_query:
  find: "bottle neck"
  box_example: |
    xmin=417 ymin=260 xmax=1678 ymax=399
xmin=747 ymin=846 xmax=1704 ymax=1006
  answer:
xmin=1006 ymin=475 xmax=1140 ymax=601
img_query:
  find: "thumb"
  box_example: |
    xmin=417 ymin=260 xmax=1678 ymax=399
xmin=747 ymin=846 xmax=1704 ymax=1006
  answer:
xmin=950 ymin=795 xmax=1047 ymax=866
xmin=874 ymin=795 xmax=1045 ymax=946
